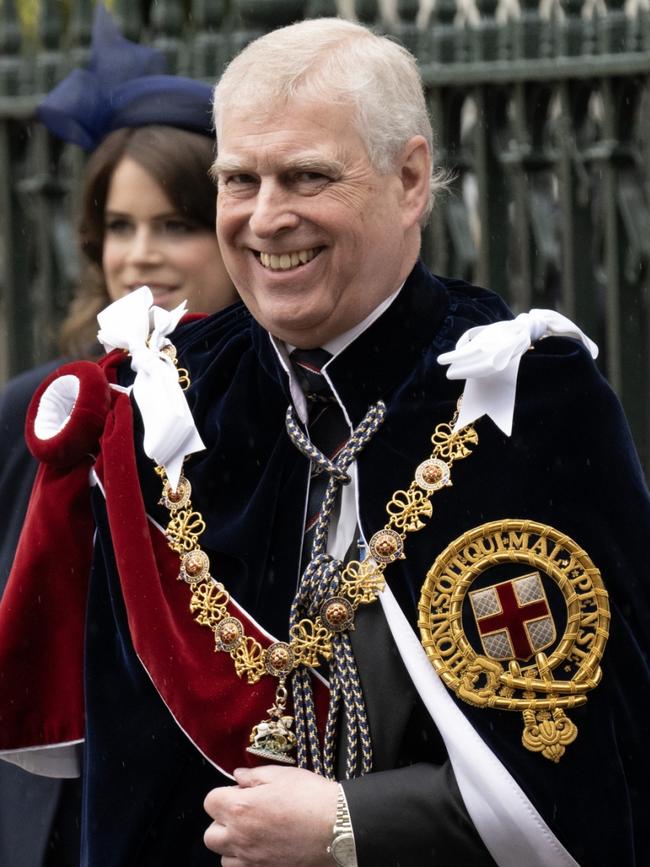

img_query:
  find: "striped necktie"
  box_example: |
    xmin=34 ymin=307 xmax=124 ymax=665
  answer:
xmin=290 ymin=348 xmax=350 ymax=566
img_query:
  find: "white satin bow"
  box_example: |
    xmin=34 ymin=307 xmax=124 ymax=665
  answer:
xmin=438 ymin=309 xmax=599 ymax=436
xmin=97 ymin=286 xmax=205 ymax=489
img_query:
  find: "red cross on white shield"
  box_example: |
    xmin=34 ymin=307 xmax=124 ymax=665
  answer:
xmin=469 ymin=572 xmax=556 ymax=662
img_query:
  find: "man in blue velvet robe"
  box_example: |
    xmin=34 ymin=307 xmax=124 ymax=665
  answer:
xmin=2 ymin=16 xmax=649 ymax=867
xmin=190 ymin=17 xmax=647 ymax=867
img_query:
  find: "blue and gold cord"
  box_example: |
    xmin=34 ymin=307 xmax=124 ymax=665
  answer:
xmin=286 ymin=400 xmax=386 ymax=778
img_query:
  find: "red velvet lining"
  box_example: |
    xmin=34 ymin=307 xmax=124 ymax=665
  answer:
xmin=0 ymin=458 xmax=93 ymax=748
xmin=25 ymin=361 xmax=111 ymax=467
xmin=99 ymin=390 xmax=329 ymax=773
xmin=0 ymin=354 xmax=329 ymax=774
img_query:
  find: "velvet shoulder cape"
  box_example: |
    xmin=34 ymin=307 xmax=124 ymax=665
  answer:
xmin=1 ymin=262 xmax=648 ymax=865
xmin=136 ymin=261 xmax=650 ymax=865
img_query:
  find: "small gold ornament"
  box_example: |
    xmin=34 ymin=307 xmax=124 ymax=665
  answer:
xmin=159 ymin=343 xmax=190 ymax=390
xmin=368 ymin=528 xmax=404 ymax=563
xmin=289 ymin=619 xmax=333 ymax=667
xmin=214 ymin=617 xmax=243 ymax=651
xmin=247 ymin=681 xmax=297 ymax=764
xmin=320 ymin=597 xmax=355 ymax=632
xmin=265 ymin=642 xmax=295 ymax=677
xmin=160 ymin=476 xmax=192 ymax=511
xmin=522 ymin=708 xmax=578 ymax=762
xmin=418 ymin=519 xmax=610 ymax=762
xmin=339 ymin=560 xmax=385 ymax=605
xmin=386 ymin=488 xmax=433 ymax=532
xmin=165 ymin=509 xmax=206 ymax=553
xmin=189 ymin=579 xmax=229 ymax=630
xmin=180 ymin=549 xmax=209 ymax=583
xmin=415 ymin=458 xmax=451 ymax=492
xmin=430 ymin=422 xmax=478 ymax=461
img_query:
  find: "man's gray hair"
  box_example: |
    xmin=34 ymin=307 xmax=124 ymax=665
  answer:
xmin=213 ymin=18 xmax=446 ymax=221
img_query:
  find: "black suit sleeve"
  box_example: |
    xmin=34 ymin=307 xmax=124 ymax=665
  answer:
xmin=341 ymin=762 xmax=496 ymax=867
xmin=340 ymin=606 xmax=496 ymax=867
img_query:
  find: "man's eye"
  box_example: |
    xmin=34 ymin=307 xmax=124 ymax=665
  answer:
xmin=223 ymin=173 xmax=257 ymax=187
xmin=293 ymin=171 xmax=329 ymax=184
xmin=289 ymin=172 xmax=332 ymax=194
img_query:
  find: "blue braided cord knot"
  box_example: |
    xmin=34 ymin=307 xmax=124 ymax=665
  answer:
xmin=285 ymin=407 xmax=350 ymax=483
xmin=290 ymin=553 xmax=343 ymax=622
xmin=328 ymin=400 xmax=386 ymax=485
xmin=285 ymin=400 xmax=387 ymax=487
xmin=287 ymin=400 xmax=387 ymax=558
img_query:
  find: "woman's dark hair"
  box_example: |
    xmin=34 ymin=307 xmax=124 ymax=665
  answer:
xmin=59 ymin=125 xmax=216 ymax=356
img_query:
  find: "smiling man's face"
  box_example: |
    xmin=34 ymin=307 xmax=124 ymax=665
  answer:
xmin=214 ymin=97 xmax=427 ymax=347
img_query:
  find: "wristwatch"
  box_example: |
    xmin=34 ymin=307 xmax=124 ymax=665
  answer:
xmin=326 ymin=785 xmax=358 ymax=867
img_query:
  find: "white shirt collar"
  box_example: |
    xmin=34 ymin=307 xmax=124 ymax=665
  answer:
xmin=319 ymin=284 xmax=402 ymax=357
xmin=270 ymin=283 xmax=403 ymax=422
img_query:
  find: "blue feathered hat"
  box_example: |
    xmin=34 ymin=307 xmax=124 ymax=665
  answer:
xmin=36 ymin=4 xmax=214 ymax=150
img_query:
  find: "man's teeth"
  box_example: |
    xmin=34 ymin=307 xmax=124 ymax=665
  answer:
xmin=259 ymin=249 xmax=318 ymax=270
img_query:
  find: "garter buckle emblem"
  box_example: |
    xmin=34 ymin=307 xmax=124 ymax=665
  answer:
xmin=418 ymin=520 xmax=610 ymax=763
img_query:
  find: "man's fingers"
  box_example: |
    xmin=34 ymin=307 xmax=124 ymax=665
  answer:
xmin=232 ymin=767 xmax=255 ymax=787
xmin=203 ymin=820 xmax=233 ymax=856
xmin=203 ymin=768 xmax=337 ymax=865
xmin=204 ymin=784 xmax=234 ymax=820
xmin=232 ymin=764 xmax=297 ymax=787
xmin=203 ymin=788 xmax=219 ymax=819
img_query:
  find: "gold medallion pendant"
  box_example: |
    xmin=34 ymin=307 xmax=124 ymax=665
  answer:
xmin=418 ymin=519 xmax=610 ymax=762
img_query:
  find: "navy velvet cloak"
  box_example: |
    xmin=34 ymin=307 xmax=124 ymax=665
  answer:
xmin=88 ymin=260 xmax=649 ymax=865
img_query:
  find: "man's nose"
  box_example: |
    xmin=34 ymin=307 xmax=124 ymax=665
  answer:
xmin=248 ymin=180 xmax=299 ymax=239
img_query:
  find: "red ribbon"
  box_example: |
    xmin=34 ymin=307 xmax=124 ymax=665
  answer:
xmin=0 ymin=357 xmax=328 ymax=775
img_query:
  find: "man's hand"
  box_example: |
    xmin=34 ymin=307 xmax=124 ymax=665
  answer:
xmin=204 ymin=765 xmax=339 ymax=866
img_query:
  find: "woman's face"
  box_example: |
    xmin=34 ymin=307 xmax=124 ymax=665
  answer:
xmin=102 ymin=157 xmax=237 ymax=313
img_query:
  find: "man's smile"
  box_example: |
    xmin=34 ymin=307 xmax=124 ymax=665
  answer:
xmin=256 ymin=247 xmax=322 ymax=271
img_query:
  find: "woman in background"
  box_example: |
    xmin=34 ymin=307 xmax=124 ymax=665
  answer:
xmin=60 ymin=122 xmax=235 ymax=356
xmin=0 ymin=6 xmax=237 ymax=866
xmin=0 ymin=121 xmax=237 ymax=583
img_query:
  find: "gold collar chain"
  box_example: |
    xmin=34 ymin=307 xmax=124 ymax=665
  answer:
xmin=155 ymin=353 xmax=478 ymax=763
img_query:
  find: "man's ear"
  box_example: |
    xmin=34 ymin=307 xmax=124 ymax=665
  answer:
xmin=397 ymin=135 xmax=431 ymax=227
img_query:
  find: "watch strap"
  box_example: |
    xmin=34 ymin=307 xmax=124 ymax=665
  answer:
xmin=327 ymin=785 xmax=358 ymax=867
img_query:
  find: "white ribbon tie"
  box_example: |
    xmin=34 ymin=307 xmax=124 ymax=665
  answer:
xmin=97 ymin=286 xmax=205 ymax=489
xmin=438 ymin=309 xmax=599 ymax=436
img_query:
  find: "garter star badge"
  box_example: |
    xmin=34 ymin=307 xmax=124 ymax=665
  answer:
xmin=418 ymin=520 xmax=610 ymax=762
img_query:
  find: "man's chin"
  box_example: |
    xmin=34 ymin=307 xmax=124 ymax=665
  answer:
xmin=245 ymin=298 xmax=333 ymax=344
xmin=267 ymin=316 xmax=334 ymax=348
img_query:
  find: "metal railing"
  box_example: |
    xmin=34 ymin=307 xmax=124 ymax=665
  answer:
xmin=1 ymin=0 xmax=649 ymax=466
